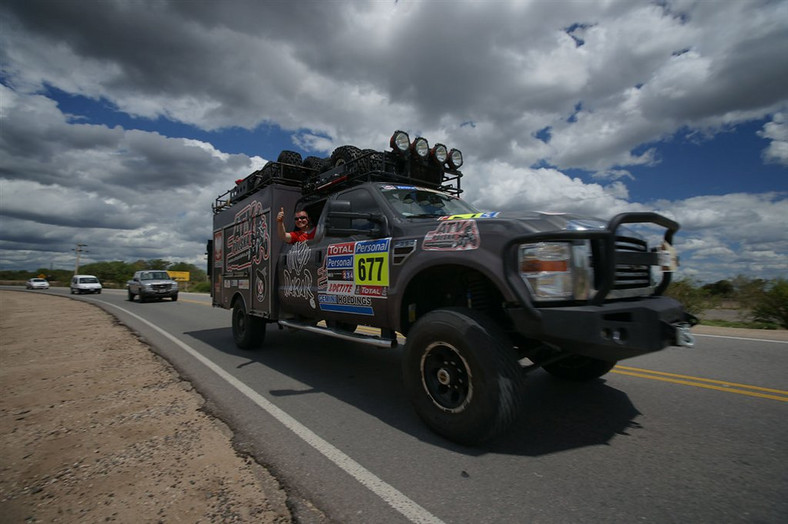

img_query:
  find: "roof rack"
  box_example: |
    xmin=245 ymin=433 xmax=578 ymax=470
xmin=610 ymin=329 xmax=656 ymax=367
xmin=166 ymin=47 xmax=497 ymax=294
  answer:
xmin=302 ymin=150 xmax=462 ymax=198
xmin=214 ymin=131 xmax=465 ymax=213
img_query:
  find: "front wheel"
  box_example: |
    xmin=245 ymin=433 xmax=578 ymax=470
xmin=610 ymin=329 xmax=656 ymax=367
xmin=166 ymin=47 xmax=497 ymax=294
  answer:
xmin=171 ymin=293 xmax=178 ymax=302
xmin=232 ymin=299 xmax=266 ymax=349
xmin=402 ymin=308 xmax=524 ymax=446
xmin=542 ymin=355 xmax=616 ymax=381
xmin=127 ymin=289 xmax=135 ymax=301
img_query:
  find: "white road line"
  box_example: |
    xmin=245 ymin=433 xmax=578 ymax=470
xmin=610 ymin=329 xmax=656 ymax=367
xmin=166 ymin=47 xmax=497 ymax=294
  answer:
xmin=694 ymin=333 xmax=788 ymax=344
xmin=105 ymin=303 xmax=445 ymax=524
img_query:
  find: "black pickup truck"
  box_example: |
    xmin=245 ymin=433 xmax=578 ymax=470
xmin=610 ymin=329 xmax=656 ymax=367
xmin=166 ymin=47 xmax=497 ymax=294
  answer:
xmin=209 ymin=130 xmax=696 ymax=444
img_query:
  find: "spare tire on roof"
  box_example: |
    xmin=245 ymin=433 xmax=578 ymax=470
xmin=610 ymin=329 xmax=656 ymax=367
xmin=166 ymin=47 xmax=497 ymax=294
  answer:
xmin=330 ymin=145 xmax=361 ymax=167
xmin=276 ymin=151 xmax=306 ymax=182
xmin=302 ymin=156 xmax=328 ymax=173
xmin=277 ymin=150 xmax=303 ymax=165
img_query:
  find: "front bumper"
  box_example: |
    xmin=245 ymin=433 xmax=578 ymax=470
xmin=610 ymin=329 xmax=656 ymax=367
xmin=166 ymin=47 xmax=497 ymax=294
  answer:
xmin=507 ymin=296 xmax=696 ymax=361
xmin=140 ymin=288 xmax=177 ymax=298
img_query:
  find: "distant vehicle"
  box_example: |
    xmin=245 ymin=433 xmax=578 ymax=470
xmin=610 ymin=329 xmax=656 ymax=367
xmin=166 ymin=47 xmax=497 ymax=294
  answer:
xmin=126 ymin=270 xmax=179 ymax=302
xmin=26 ymin=278 xmax=50 ymax=290
xmin=70 ymin=275 xmax=102 ymax=294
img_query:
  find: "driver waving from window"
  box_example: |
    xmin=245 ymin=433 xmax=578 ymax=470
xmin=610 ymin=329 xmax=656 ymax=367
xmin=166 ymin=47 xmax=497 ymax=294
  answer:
xmin=277 ymin=207 xmax=315 ymax=244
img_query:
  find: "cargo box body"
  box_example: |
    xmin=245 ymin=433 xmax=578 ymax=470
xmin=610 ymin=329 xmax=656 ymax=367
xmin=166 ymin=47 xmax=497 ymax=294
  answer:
xmin=211 ymin=183 xmax=302 ymax=319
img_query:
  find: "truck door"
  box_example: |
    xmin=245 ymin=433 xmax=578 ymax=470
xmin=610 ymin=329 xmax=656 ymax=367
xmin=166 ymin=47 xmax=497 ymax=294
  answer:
xmin=277 ymin=186 xmax=391 ymax=327
xmin=316 ymin=187 xmax=391 ymax=326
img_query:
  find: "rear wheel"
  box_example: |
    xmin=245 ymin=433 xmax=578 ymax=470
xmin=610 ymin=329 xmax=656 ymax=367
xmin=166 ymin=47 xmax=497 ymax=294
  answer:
xmin=402 ymin=308 xmax=524 ymax=445
xmin=542 ymin=355 xmax=616 ymax=381
xmin=232 ymin=299 xmax=266 ymax=349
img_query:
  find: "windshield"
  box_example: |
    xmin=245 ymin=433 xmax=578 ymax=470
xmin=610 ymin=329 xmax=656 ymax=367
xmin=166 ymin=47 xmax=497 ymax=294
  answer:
xmin=142 ymin=272 xmax=170 ymax=280
xmin=378 ymin=184 xmax=479 ymax=218
xmin=80 ymin=277 xmax=99 ymax=283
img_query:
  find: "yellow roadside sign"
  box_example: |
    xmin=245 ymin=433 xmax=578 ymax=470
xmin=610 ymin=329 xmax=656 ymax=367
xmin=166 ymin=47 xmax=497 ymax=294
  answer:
xmin=167 ymin=271 xmax=190 ymax=282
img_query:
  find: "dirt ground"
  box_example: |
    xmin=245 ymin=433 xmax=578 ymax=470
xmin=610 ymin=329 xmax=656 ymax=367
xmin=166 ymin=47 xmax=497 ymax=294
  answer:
xmin=0 ymin=291 xmax=293 ymax=523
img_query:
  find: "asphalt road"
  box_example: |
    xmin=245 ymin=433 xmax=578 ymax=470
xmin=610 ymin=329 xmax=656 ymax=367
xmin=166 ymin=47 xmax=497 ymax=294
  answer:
xmin=16 ymin=287 xmax=788 ymax=523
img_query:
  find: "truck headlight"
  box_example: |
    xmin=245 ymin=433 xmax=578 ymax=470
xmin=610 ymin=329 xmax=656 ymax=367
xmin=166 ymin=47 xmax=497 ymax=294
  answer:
xmin=519 ymin=241 xmax=592 ymax=301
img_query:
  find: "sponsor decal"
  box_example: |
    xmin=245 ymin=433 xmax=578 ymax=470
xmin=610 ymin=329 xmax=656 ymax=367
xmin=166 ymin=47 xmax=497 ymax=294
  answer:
xmin=318 ymin=294 xmax=374 ymax=315
xmin=423 ymin=220 xmax=480 ymax=251
xmin=354 ymin=238 xmax=390 ymax=286
xmin=282 ymin=241 xmax=316 ymax=309
xmin=437 ymin=212 xmax=499 ymax=220
xmin=327 ymin=282 xmax=354 ymax=294
xmin=326 ymin=255 xmax=354 ymax=269
xmin=327 ymin=242 xmax=355 ymax=256
xmin=357 ymin=285 xmax=387 ymax=297
xmin=255 ymin=267 xmax=267 ymax=303
xmin=319 ymin=239 xmax=391 ymax=313
xmin=213 ymin=230 xmax=224 ymax=269
xmin=226 ymin=200 xmax=270 ymax=271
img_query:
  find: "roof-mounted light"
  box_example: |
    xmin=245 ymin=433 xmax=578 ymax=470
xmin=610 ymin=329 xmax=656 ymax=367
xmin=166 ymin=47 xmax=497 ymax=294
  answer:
xmin=390 ymin=130 xmax=410 ymax=152
xmin=412 ymin=137 xmax=429 ymax=159
xmin=448 ymin=148 xmax=463 ymax=169
xmin=432 ymin=143 xmax=447 ymax=164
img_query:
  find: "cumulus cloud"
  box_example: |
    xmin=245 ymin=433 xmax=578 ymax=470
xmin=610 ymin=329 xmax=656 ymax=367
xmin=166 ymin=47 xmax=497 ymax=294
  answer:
xmin=0 ymin=0 xmax=786 ymax=281
xmin=759 ymin=112 xmax=788 ymax=166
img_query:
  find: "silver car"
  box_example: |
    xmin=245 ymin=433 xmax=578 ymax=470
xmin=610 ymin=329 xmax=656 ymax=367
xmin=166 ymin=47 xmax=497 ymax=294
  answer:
xmin=26 ymin=278 xmax=50 ymax=290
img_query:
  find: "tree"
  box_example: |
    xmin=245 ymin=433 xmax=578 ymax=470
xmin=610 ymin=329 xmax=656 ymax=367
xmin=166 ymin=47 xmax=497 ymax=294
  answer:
xmin=752 ymin=278 xmax=788 ymax=329
xmin=731 ymin=275 xmax=767 ymax=309
xmin=665 ymin=277 xmax=715 ymax=316
xmin=702 ymin=280 xmax=734 ymax=297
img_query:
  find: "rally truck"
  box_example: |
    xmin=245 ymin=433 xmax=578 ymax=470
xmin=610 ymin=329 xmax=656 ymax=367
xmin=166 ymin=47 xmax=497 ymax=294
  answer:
xmin=209 ymin=131 xmax=696 ymax=445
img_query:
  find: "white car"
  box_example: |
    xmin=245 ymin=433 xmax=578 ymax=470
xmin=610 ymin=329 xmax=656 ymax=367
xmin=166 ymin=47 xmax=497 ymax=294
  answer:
xmin=71 ymin=275 xmax=102 ymax=294
xmin=26 ymin=278 xmax=50 ymax=290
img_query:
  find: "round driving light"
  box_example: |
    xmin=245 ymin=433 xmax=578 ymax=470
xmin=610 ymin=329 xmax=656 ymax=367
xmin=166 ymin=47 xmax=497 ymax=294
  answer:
xmin=432 ymin=143 xmax=447 ymax=164
xmin=412 ymin=137 xmax=429 ymax=159
xmin=390 ymin=130 xmax=410 ymax=152
xmin=448 ymin=148 xmax=463 ymax=168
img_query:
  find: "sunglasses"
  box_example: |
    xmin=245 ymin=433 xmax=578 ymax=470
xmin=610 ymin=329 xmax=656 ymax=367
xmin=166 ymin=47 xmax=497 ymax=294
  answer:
xmin=295 ymin=216 xmax=308 ymax=221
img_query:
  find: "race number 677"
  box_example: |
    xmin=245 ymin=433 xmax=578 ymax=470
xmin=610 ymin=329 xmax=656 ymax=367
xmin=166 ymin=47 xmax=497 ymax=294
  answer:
xmin=355 ymin=255 xmax=388 ymax=286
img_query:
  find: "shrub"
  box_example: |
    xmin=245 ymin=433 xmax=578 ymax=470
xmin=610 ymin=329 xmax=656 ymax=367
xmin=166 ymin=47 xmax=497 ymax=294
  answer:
xmin=665 ymin=277 xmax=717 ymax=316
xmin=751 ymin=278 xmax=788 ymax=329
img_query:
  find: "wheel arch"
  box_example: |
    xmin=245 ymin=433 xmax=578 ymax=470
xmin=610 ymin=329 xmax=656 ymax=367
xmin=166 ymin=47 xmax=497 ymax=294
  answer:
xmin=397 ymin=263 xmax=510 ymax=336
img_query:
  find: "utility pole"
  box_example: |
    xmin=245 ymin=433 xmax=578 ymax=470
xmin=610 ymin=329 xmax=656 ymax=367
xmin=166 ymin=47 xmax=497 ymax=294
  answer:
xmin=73 ymin=243 xmax=88 ymax=275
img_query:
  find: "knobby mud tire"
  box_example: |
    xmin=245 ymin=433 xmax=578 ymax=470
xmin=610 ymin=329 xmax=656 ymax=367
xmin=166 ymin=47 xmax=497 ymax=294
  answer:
xmin=402 ymin=308 xmax=525 ymax=446
xmin=330 ymin=145 xmax=361 ymax=167
xmin=232 ymin=299 xmax=266 ymax=349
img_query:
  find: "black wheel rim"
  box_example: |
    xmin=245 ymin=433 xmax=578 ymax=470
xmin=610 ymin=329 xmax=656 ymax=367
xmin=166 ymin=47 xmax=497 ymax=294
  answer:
xmin=420 ymin=342 xmax=472 ymax=413
xmin=234 ymin=307 xmax=246 ymax=337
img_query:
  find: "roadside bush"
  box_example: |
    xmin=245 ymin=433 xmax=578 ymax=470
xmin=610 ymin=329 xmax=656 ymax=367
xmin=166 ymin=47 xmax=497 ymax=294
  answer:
xmin=751 ymin=278 xmax=788 ymax=329
xmin=665 ymin=277 xmax=717 ymax=316
xmin=191 ymin=281 xmax=211 ymax=293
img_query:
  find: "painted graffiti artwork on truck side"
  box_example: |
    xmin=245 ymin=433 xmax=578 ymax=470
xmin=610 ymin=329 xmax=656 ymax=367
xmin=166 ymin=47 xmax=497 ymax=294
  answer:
xmin=208 ymin=130 xmax=696 ymax=445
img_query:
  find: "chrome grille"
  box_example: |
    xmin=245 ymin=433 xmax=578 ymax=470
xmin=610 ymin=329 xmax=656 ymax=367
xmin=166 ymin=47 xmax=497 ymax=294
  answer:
xmin=614 ymin=236 xmax=651 ymax=290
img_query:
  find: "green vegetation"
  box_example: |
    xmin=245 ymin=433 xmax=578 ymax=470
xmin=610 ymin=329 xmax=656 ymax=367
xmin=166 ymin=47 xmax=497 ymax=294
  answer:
xmin=751 ymin=278 xmax=788 ymax=329
xmin=665 ymin=276 xmax=787 ymax=329
xmin=0 ymin=259 xmax=208 ymax=291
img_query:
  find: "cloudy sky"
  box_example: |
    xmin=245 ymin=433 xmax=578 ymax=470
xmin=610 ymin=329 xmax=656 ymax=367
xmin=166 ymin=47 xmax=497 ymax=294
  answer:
xmin=1 ymin=0 xmax=786 ymax=283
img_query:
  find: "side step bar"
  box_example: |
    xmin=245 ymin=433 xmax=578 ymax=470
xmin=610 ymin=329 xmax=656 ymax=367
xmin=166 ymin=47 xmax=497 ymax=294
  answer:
xmin=278 ymin=320 xmax=397 ymax=348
